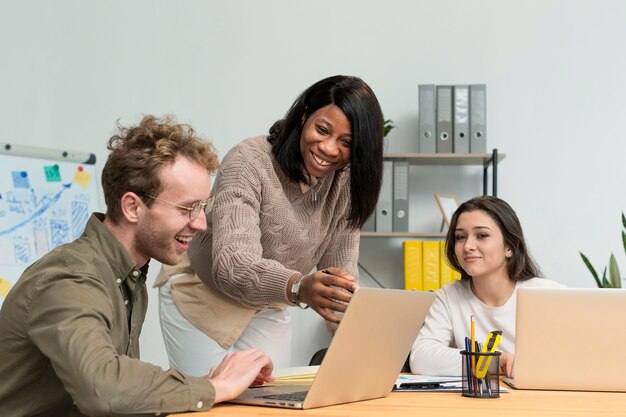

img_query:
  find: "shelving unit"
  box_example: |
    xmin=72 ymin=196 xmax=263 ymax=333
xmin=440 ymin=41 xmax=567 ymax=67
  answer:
xmin=361 ymin=149 xmax=505 ymax=238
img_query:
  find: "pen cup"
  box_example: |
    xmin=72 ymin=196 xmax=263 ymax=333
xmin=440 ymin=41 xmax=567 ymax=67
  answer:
xmin=460 ymin=350 xmax=501 ymax=398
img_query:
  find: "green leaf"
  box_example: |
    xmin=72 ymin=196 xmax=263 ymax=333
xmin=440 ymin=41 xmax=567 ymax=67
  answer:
xmin=622 ymin=213 xmax=626 ymax=254
xmin=383 ymin=119 xmax=395 ymax=137
xmin=580 ymin=252 xmax=602 ymax=288
xmin=601 ymin=267 xmax=611 ymax=288
xmin=609 ymin=254 xmax=621 ymax=288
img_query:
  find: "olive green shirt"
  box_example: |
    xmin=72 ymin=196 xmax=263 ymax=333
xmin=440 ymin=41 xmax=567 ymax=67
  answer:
xmin=0 ymin=213 xmax=215 ymax=416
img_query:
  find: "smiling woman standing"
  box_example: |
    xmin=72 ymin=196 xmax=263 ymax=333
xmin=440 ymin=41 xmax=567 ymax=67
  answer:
xmin=155 ymin=75 xmax=384 ymax=375
xmin=409 ymin=196 xmax=564 ymax=378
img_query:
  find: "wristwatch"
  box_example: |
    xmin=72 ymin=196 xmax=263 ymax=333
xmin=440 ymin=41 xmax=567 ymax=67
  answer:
xmin=290 ymin=275 xmax=309 ymax=309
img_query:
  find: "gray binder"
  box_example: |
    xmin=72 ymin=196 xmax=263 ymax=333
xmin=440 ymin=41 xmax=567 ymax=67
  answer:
xmin=361 ymin=213 xmax=376 ymax=232
xmin=392 ymin=160 xmax=409 ymax=232
xmin=469 ymin=84 xmax=487 ymax=153
xmin=436 ymin=85 xmax=453 ymax=153
xmin=418 ymin=84 xmax=436 ymax=153
xmin=453 ymin=85 xmax=470 ymax=153
xmin=375 ymin=160 xmax=393 ymax=232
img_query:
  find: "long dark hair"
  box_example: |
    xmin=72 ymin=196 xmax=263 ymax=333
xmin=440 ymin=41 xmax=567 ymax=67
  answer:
xmin=268 ymin=75 xmax=383 ymax=229
xmin=445 ymin=196 xmax=542 ymax=281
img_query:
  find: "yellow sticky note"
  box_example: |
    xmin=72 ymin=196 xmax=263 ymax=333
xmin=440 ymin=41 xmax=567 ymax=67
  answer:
xmin=73 ymin=167 xmax=93 ymax=189
xmin=0 ymin=278 xmax=12 ymax=298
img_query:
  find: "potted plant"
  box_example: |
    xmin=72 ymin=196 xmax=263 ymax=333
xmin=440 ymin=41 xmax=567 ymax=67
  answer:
xmin=383 ymin=119 xmax=395 ymax=152
xmin=384 ymin=119 xmax=395 ymax=137
xmin=579 ymin=212 xmax=626 ymax=288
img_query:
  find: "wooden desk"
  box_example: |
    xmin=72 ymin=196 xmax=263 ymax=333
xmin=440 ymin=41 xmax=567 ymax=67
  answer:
xmin=170 ymin=389 xmax=626 ymax=416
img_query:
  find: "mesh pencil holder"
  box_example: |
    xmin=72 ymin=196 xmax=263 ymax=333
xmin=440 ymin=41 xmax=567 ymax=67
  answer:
xmin=460 ymin=350 xmax=501 ymax=398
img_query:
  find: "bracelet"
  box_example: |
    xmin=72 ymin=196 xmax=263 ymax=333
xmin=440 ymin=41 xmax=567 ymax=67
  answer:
xmin=290 ymin=274 xmax=309 ymax=309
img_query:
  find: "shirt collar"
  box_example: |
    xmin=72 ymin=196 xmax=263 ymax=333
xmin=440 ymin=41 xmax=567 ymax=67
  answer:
xmin=85 ymin=213 xmax=149 ymax=285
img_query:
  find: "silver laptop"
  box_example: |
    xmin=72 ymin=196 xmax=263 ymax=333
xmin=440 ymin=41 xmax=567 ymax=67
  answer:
xmin=230 ymin=287 xmax=436 ymax=409
xmin=504 ymin=287 xmax=626 ymax=392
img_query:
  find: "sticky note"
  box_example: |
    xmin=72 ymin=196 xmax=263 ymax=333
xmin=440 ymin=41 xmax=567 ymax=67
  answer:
xmin=44 ymin=164 xmax=62 ymax=182
xmin=12 ymin=171 xmax=30 ymax=189
xmin=73 ymin=167 xmax=93 ymax=189
xmin=0 ymin=278 xmax=11 ymax=298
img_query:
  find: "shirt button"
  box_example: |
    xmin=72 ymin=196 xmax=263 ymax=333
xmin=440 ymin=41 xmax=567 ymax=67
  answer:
xmin=116 ymin=278 xmax=122 ymax=284
xmin=124 ymin=299 xmax=129 ymax=305
xmin=132 ymin=270 xmax=140 ymax=277
xmin=196 ymin=401 xmax=203 ymax=409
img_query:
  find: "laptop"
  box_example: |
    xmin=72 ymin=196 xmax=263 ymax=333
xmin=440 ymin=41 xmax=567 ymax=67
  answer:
xmin=230 ymin=287 xmax=436 ymax=409
xmin=504 ymin=287 xmax=626 ymax=392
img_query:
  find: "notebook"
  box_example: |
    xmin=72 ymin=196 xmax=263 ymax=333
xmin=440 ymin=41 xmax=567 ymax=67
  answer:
xmin=503 ymin=287 xmax=626 ymax=392
xmin=230 ymin=287 xmax=436 ymax=409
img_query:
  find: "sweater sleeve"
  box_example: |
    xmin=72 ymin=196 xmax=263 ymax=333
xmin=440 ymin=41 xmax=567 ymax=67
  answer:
xmin=27 ymin=272 xmax=215 ymax=415
xmin=317 ymin=217 xmax=360 ymax=279
xmin=207 ymin=146 xmax=295 ymax=307
xmin=410 ymin=288 xmax=463 ymax=376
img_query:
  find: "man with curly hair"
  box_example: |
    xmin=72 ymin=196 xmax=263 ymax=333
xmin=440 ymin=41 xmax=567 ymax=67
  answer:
xmin=0 ymin=115 xmax=273 ymax=416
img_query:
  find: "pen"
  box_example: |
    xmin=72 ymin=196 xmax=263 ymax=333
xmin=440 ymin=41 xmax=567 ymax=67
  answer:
xmin=321 ymin=269 xmax=355 ymax=293
xmin=464 ymin=337 xmax=473 ymax=394
xmin=470 ymin=315 xmax=476 ymax=371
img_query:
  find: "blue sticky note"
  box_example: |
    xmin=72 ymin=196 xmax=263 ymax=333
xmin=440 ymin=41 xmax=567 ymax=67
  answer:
xmin=44 ymin=165 xmax=62 ymax=182
xmin=12 ymin=171 xmax=30 ymax=189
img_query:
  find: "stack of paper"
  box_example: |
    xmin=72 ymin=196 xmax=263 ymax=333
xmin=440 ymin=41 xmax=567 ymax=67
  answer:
xmin=263 ymin=365 xmax=319 ymax=386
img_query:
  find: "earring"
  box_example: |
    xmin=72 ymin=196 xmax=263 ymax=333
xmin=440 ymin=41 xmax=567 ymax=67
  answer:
xmin=505 ymin=252 xmax=512 ymax=259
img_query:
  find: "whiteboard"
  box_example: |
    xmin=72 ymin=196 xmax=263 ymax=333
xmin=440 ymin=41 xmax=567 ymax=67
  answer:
xmin=0 ymin=143 xmax=100 ymax=306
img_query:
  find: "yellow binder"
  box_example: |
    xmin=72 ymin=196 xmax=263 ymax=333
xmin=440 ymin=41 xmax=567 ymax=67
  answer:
xmin=403 ymin=241 xmax=423 ymax=291
xmin=439 ymin=241 xmax=461 ymax=287
xmin=422 ymin=241 xmax=440 ymax=291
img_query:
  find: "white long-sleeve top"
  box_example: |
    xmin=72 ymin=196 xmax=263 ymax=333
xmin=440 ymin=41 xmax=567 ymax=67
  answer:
xmin=410 ymin=277 xmax=565 ymax=376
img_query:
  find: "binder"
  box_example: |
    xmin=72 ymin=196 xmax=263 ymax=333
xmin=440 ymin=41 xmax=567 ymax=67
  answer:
xmin=436 ymin=85 xmax=453 ymax=153
xmin=392 ymin=160 xmax=409 ymax=232
xmin=469 ymin=84 xmax=487 ymax=153
xmin=439 ymin=241 xmax=461 ymax=287
xmin=375 ymin=160 xmax=393 ymax=232
xmin=418 ymin=84 xmax=436 ymax=153
xmin=361 ymin=213 xmax=376 ymax=232
xmin=453 ymin=85 xmax=470 ymax=153
xmin=404 ymin=241 xmax=423 ymax=291
xmin=422 ymin=241 xmax=441 ymax=291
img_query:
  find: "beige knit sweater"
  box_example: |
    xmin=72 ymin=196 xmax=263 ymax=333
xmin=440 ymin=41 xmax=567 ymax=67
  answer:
xmin=157 ymin=136 xmax=359 ymax=347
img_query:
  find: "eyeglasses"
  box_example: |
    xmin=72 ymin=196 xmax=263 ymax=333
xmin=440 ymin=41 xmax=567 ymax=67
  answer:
xmin=141 ymin=194 xmax=210 ymax=221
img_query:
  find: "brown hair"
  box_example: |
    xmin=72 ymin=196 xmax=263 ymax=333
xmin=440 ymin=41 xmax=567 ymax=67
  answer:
xmin=101 ymin=115 xmax=219 ymax=224
xmin=445 ymin=196 xmax=542 ymax=282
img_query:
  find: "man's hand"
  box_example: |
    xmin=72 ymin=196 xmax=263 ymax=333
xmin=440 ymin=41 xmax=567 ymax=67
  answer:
xmin=298 ymin=268 xmax=358 ymax=323
xmin=206 ymin=349 xmax=274 ymax=403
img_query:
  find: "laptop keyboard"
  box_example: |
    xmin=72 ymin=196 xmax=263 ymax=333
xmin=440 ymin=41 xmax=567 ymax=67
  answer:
xmin=256 ymin=391 xmax=308 ymax=401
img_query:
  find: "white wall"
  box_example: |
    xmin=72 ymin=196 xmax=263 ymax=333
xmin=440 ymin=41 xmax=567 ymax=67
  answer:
xmin=2 ymin=0 xmax=624 ymax=370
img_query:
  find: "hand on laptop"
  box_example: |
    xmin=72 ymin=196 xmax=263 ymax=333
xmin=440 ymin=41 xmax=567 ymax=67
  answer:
xmin=206 ymin=349 xmax=274 ymax=403
xmin=299 ymin=268 xmax=358 ymax=323
xmin=500 ymin=352 xmax=515 ymax=378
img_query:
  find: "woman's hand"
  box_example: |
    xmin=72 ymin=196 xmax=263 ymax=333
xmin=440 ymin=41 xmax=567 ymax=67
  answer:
xmin=499 ymin=352 xmax=515 ymax=378
xmin=296 ymin=268 xmax=358 ymax=323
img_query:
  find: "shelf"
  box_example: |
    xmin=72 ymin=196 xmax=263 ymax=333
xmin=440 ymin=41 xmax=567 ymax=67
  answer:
xmin=360 ymin=231 xmax=446 ymax=238
xmin=383 ymin=152 xmax=506 ymax=166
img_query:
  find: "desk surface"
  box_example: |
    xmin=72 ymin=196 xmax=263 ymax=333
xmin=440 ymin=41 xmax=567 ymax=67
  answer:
xmin=170 ymin=389 xmax=626 ymax=417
